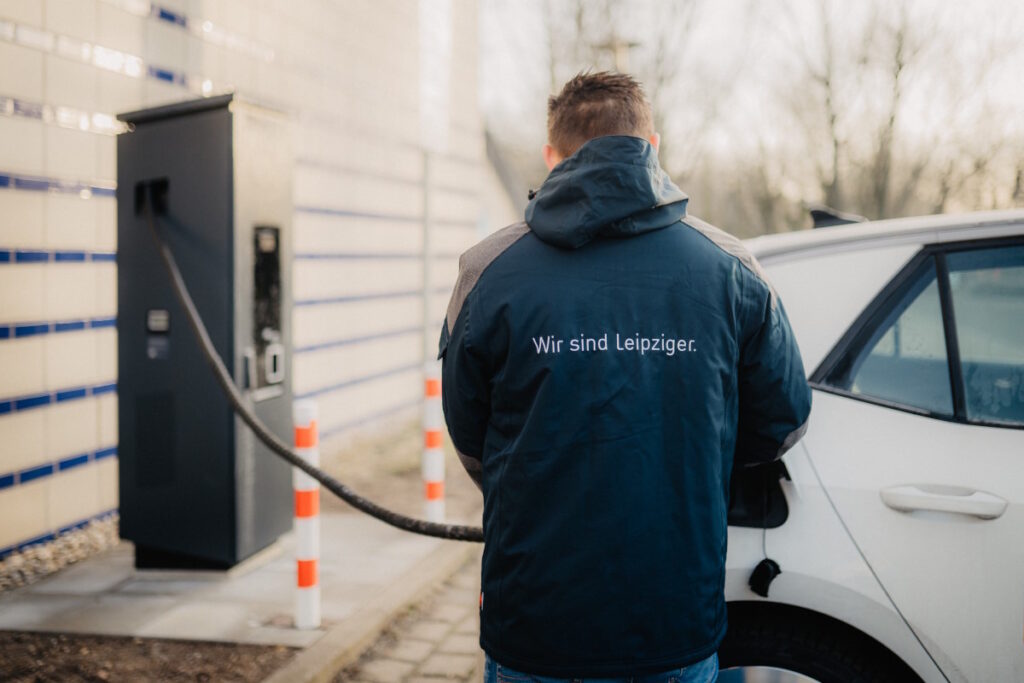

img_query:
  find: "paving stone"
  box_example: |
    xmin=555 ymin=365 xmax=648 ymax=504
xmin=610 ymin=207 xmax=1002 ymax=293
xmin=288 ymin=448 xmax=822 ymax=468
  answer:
xmin=419 ymin=653 xmax=479 ymax=678
xmin=454 ymin=615 xmax=478 ymax=635
xmin=450 ymin=571 xmax=478 ymax=590
xmin=438 ymin=633 xmax=480 ymax=655
xmin=426 ymin=603 xmax=469 ymax=624
xmin=435 ymin=586 xmax=477 ymax=605
xmin=358 ymin=658 xmax=416 ymax=682
xmin=379 ymin=637 xmax=436 ymax=663
xmin=404 ymin=619 xmax=452 ymax=642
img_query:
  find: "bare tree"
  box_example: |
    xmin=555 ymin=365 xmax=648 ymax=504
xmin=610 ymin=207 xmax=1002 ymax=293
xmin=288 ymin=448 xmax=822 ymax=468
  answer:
xmin=542 ymin=0 xmax=724 ymax=178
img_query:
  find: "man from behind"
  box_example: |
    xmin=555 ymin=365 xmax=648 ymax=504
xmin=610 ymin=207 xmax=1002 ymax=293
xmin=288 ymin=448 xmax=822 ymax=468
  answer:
xmin=439 ymin=72 xmax=811 ymax=682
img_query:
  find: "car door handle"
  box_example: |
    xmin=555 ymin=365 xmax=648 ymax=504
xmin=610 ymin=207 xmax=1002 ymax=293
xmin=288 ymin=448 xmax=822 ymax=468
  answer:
xmin=880 ymin=485 xmax=1008 ymax=520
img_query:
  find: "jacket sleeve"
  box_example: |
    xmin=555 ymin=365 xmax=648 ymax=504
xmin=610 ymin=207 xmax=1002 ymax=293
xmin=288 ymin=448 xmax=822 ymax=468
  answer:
xmin=437 ymin=301 xmax=489 ymax=491
xmin=734 ymin=283 xmax=812 ymax=468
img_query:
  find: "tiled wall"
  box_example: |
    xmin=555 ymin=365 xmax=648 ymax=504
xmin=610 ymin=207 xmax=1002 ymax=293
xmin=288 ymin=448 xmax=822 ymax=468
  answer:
xmin=0 ymin=0 xmax=508 ymax=557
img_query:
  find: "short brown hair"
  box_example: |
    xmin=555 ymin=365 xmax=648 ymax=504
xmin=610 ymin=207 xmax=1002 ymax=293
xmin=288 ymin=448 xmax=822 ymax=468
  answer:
xmin=547 ymin=71 xmax=654 ymax=157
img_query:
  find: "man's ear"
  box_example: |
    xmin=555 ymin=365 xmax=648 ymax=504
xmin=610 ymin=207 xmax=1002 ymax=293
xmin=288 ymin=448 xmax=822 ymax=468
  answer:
xmin=543 ymin=144 xmax=562 ymax=171
xmin=649 ymin=132 xmax=661 ymax=151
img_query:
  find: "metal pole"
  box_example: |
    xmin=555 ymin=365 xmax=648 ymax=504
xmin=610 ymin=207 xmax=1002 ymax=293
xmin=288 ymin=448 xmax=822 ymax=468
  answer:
xmin=421 ymin=150 xmax=445 ymax=521
xmin=293 ymin=400 xmax=320 ymax=629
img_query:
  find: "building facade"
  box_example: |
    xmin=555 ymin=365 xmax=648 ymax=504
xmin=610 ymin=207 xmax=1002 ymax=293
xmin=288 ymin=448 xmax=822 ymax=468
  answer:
xmin=0 ymin=0 xmax=516 ymax=558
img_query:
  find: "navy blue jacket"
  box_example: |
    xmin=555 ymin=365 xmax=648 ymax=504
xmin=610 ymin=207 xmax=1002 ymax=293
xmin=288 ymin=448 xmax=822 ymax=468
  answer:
xmin=439 ymin=135 xmax=811 ymax=677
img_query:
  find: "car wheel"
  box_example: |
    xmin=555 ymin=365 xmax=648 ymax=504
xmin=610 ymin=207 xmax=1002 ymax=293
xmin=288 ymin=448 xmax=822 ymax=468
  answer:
xmin=717 ymin=602 xmax=922 ymax=683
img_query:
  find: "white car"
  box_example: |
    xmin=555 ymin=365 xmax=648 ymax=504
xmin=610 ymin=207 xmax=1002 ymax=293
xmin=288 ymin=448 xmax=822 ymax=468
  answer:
xmin=718 ymin=210 xmax=1024 ymax=683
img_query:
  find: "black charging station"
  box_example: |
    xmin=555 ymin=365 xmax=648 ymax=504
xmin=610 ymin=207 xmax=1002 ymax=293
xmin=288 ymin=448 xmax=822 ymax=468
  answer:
xmin=116 ymin=94 xmax=293 ymax=569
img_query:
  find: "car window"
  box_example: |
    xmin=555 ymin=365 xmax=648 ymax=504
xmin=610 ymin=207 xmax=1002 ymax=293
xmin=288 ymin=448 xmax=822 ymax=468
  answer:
xmin=823 ymin=259 xmax=953 ymax=415
xmin=947 ymin=245 xmax=1024 ymax=426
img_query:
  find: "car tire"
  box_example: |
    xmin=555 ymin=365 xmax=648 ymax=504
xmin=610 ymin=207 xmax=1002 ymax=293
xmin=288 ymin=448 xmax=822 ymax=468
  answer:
xmin=718 ymin=602 xmax=923 ymax=683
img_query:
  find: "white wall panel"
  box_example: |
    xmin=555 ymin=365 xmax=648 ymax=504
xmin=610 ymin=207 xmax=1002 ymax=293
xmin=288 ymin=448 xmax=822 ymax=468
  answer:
xmin=293 ymin=334 xmax=420 ymax=396
xmin=293 ymin=213 xmax=424 ymax=254
xmin=45 ymin=263 xmax=96 ymax=320
xmin=45 ymin=55 xmax=98 ymax=111
xmin=45 ymin=328 xmax=99 ymax=390
xmin=0 ymin=264 xmax=45 ymax=323
xmin=0 ymin=43 xmax=44 ymax=100
xmin=45 ymin=0 xmax=97 ymax=44
xmin=0 ymin=118 xmax=45 ymax=174
xmin=0 ymin=0 xmax=496 ymax=556
xmin=0 ymin=336 xmax=45 ymax=398
xmin=0 ymin=408 xmax=45 ymax=473
xmin=0 ymin=0 xmax=43 ymax=26
xmin=45 ymin=194 xmax=97 ymax=249
xmin=97 ymin=392 xmax=116 ymax=446
xmin=0 ymin=480 xmax=50 ymax=549
xmin=293 ymin=298 xmax=422 ymax=348
xmin=0 ymin=192 xmax=45 ymax=247
xmin=44 ymin=396 xmax=100 ymax=461
xmin=48 ymin=465 xmax=99 ymax=530
xmin=294 ymin=260 xmax=423 ymax=301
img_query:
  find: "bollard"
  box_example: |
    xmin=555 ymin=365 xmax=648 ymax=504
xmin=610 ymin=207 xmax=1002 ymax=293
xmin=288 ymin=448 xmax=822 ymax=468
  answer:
xmin=293 ymin=400 xmax=321 ymax=630
xmin=423 ymin=361 xmax=446 ymax=522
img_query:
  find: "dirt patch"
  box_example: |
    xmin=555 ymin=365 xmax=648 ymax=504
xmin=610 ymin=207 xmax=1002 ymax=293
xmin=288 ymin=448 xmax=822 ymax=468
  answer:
xmin=0 ymin=631 xmax=296 ymax=683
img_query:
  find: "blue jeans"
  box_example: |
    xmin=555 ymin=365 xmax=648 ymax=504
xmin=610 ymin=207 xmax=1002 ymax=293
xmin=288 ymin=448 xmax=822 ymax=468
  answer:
xmin=483 ymin=652 xmax=718 ymax=683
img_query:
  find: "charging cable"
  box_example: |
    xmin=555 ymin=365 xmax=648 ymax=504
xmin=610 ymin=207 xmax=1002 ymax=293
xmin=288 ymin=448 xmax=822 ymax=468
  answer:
xmin=142 ymin=193 xmax=484 ymax=543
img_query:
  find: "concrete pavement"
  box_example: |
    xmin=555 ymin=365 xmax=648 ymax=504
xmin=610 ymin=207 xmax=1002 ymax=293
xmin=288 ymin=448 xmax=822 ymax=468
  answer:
xmin=0 ymin=507 xmax=480 ymax=666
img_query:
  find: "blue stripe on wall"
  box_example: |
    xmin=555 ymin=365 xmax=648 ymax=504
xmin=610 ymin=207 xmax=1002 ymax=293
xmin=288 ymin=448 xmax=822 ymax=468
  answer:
xmin=0 ymin=446 xmax=117 ymax=496
xmin=156 ymin=7 xmax=188 ymax=28
xmin=58 ymin=453 xmax=90 ymax=471
xmin=14 ymin=323 xmax=50 ymax=338
xmin=294 ymin=251 xmax=461 ymax=260
xmin=295 ymin=286 xmax=452 ymax=307
xmin=294 ymin=361 xmax=421 ymax=400
xmin=54 ymin=251 xmax=86 ymax=262
xmin=15 ymin=250 xmax=49 ymax=262
xmin=0 ymin=172 xmax=115 ymax=198
xmin=0 ymin=381 xmax=116 ymax=415
xmin=56 ymin=387 xmax=88 ymax=402
xmin=94 ymin=447 xmax=117 ymax=460
xmin=19 ymin=463 xmax=54 ymax=483
xmin=1 ymin=317 xmax=117 ymax=340
xmin=295 ymin=326 xmax=421 ymax=354
xmin=294 ymin=205 xmax=422 ymax=223
xmin=15 ymin=394 xmax=50 ymax=410
xmin=0 ymin=248 xmax=116 ymax=264
xmin=320 ymin=397 xmax=422 ymax=438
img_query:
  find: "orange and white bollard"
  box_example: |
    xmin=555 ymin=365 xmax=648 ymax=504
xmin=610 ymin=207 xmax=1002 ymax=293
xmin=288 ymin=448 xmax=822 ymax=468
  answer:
xmin=423 ymin=361 xmax=445 ymax=522
xmin=293 ymin=400 xmax=321 ymax=630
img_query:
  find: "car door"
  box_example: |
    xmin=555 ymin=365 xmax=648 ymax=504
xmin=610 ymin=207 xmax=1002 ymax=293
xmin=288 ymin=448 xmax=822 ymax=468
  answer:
xmin=803 ymin=238 xmax=1024 ymax=683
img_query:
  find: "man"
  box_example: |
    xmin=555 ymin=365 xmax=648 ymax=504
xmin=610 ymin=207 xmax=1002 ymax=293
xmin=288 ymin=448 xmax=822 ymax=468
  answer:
xmin=439 ymin=72 xmax=811 ymax=682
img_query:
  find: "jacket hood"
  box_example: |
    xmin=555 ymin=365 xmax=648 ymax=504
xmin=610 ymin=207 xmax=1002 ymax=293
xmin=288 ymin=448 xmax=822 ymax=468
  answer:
xmin=525 ymin=135 xmax=688 ymax=249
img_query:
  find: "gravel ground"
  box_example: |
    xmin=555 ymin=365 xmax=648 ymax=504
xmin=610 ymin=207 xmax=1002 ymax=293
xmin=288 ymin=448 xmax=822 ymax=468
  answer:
xmin=0 ymin=515 xmax=120 ymax=595
xmin=0 ymin=420 xmax=483 ymax=682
